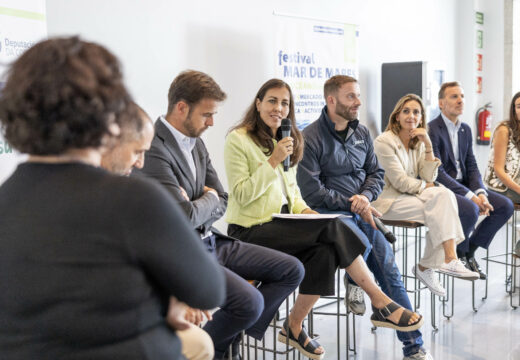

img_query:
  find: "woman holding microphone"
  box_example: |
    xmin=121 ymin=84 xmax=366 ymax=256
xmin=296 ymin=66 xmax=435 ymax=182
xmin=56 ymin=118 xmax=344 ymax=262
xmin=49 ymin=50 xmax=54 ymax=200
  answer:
xmin=224 ymin=79 xmax=423 ymax=360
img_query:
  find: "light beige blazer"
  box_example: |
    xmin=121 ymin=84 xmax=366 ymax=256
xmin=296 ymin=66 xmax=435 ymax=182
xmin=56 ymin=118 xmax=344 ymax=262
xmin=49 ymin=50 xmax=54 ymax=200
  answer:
xmin=372 ymin=131 xmax=441 ymax=214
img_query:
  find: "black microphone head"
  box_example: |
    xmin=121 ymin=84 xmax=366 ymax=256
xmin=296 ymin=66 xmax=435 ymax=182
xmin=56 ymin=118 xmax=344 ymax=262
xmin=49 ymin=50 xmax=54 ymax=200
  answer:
xmin=384 ymin=232 xmax=396 ymax=244
xmin=281 ymin=118 xmax=291 ymax=132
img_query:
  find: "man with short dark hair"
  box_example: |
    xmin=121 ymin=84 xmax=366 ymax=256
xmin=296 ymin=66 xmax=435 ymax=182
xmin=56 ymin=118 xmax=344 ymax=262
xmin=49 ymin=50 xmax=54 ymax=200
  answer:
xmin=133 ymin=70 xmax=304 ymax=360
xmin=297 ymin=75 xmax=432 ymax=360
xmin=428 ymin=82 xmax=514 ymax=278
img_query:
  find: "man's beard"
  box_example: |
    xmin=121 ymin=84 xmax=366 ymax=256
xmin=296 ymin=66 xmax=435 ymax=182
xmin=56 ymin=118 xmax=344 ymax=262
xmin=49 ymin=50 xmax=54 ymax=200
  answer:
xmin=183 ymin=114 xmax=204 ymax=138
xmin=335 ymin=100 xmax=358 ymax=121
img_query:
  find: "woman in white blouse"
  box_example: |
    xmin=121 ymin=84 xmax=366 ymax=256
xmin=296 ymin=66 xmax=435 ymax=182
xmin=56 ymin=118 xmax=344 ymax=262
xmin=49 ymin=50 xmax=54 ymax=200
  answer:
xmin=372 ymin=94 xmax=479 ymax=297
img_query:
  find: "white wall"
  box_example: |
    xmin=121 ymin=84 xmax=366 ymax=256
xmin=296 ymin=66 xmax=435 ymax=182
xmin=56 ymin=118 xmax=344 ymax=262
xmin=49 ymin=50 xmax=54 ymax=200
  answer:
xmin=456 ymin=0 xmax=505 ymax=171
xmin=514 ymin=0 xmax=520 ymax=94
xmin=45 ymin=0 xmax=461 ymax=182
xmin=0 ymin=0 xmax=46 ymax=184
xmin=45 ymin=0 xmax=505 ymax=208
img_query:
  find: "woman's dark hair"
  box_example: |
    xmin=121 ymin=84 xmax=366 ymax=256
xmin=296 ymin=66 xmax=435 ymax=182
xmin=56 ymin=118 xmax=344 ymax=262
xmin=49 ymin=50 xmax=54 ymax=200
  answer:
xmin=0 ymin=36 xmax=132 ymax=155
xmin=231 ymin=79 xmax=303 ymax=167
xmin=502 ymin=91 xmax=520 ymax=151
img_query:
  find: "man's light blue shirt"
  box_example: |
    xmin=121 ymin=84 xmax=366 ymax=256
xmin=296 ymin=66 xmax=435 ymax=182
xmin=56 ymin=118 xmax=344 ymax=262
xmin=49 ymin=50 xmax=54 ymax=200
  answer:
xmin=441 ymin=112 xmax=463 ymax=180
xmin=160 ymin=116 xmax=197 ymax=181
xmin=160 ymin=116 xmax=218 ymax=238
xmin=441 ymin=113 xmax=486 ymax=199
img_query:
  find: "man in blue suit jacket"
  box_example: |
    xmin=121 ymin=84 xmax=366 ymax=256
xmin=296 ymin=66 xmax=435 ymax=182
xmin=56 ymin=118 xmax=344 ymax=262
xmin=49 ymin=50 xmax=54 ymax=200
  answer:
xmin=428 ymin=81 xmax=513 ymax=279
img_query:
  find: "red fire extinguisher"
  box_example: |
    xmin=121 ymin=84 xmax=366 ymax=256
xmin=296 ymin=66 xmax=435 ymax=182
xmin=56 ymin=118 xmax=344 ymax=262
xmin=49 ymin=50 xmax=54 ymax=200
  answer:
xmin=475 ymin=102 xmax=492 ymax=145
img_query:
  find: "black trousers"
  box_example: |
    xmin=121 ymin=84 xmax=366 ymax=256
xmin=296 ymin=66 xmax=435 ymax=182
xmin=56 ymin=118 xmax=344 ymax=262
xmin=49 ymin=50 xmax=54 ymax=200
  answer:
xmin=228 ymin=217 xmax=366 ymax=296
xmin=207 ymin=235 xmax=304 ymax=358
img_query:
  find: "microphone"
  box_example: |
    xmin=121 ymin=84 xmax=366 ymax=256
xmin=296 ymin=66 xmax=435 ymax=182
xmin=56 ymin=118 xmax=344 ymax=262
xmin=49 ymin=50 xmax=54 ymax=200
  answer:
xmin=373 ymin=216 xmax=396 ymax=244
xmin=281 ymin=118 xmax=291 ymax=172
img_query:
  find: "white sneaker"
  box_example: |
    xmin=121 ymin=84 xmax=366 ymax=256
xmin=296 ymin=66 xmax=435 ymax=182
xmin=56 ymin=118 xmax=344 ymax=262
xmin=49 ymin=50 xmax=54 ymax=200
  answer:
xmin=403 ymin=348 xmax=434 ymax=360
xmin=344 ymin=281 xmax=366 ymax=315
xmin=412 ymin=265 xmax=446 ymax=297
xmin=438 ymin=259 xmax=479 ymax=280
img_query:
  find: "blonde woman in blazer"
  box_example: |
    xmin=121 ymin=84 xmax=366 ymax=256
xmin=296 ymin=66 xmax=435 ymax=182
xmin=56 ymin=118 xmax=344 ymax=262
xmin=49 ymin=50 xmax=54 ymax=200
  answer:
xmin=225 ymin=80 xmax=424 ymax=360
xmin=372 ymin=94 xmax=478 ymax=298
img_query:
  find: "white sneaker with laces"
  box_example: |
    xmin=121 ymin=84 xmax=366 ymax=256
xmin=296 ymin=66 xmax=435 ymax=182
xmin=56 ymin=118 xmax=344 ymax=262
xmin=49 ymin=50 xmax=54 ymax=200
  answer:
xmin=346 ymin=283 xmax=366 ymax=315
xmin=412 ymin=265 xmax=446 ymax=297
xmin=403 ymin=348 xmax=434 ymax=360
xmin=438 ymin=259 xmax=479 ymax=280
xmin=343 ymin=275 xmax=366 ymax=315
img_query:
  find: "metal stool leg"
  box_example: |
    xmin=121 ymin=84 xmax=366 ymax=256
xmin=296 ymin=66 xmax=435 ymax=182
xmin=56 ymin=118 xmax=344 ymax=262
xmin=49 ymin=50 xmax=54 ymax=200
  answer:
xmin=508 ymin=210 xmax=515 ymax=294
xmin=414 ymin=227 xmax=424 ymax=311
xmin=336 ymin=272 xmax=340 ymax=359
xmin=512 ymin=253 xmax=519 ymax=309
xmin=482 ymin=248 xmax=489 ymax=300
xmin=471 ymin=280 xmax=478 ymax=312
xmin=308 ymin=268 xmax=358 ymax=359
xmin=441 ymin=274 xmax=455 ymax=319
xmin=241 ymin=292 xmax=301 ymax=360
xmin=431 ymin=292 xmax=438 ymax=332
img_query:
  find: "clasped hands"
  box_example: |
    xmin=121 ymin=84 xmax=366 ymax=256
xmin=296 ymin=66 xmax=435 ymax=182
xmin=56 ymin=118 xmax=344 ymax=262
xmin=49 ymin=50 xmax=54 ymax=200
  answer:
xmin=472 ymin=193 xmax=494 ymax=216
xmin=166 ymin=297 xmax=213 ymax=331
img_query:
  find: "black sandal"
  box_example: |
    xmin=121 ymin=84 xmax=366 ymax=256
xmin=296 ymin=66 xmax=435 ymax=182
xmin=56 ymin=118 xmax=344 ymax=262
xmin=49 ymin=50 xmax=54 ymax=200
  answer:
xmin=277 ymin=319 xmax=325 ymax=360
xmin=370 ymin=301 xmax=424 ymax=332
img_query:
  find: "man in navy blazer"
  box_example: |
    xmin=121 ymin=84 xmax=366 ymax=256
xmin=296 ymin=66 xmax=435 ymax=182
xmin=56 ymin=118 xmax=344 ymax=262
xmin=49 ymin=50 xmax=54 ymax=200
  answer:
xmin=428 ymin=81 xmax=513 ymax=279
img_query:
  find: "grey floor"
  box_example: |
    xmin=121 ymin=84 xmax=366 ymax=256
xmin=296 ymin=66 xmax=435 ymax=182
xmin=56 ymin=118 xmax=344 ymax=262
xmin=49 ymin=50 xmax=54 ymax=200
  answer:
xmin=243 ymin=225 xmax=520 ymax=360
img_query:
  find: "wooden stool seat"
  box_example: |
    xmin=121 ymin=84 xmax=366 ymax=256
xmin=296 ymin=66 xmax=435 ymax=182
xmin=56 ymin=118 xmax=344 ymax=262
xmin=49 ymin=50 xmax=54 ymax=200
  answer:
xmin=381 ymin=219 xmax=424 ymax=228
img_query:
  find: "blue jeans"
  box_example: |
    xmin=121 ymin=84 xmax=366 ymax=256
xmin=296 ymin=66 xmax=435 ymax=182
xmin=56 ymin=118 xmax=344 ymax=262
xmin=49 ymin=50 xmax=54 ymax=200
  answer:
xmin=316 ymin=209 xmax=424 ymax=357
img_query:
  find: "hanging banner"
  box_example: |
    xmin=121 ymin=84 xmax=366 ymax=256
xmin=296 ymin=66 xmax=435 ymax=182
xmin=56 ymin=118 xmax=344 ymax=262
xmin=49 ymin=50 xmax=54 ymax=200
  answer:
xmin=0 ymin=0 xmax=46 ymax=184
xmin=275 ymin=14 xmax=359 ymax=129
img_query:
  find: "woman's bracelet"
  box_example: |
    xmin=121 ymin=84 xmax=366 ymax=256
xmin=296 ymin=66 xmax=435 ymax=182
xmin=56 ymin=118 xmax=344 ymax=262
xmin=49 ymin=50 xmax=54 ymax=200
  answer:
xmin=425 ymin=148 xmax=433 ymax=153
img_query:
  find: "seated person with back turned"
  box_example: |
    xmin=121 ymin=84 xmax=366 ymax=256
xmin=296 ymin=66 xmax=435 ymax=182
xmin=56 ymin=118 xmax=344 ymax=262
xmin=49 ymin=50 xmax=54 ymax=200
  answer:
xmin=484 ymin=91 xmax=520 ymax=256
xmin=133 ymin=70 xmax=304 ymax=360
xmin=225 ymin=78 xmax=424 ymax=360
xmin=429 ymin=81 xmax=513 ymax=279
xmin=297 ymin=76 xmax=432 ymax=360
xmin=101 ymin=102 xmax=214 ymax=360
xmin=0 ymin=37 xmax=225 ymax=360
xmin=372 ymin=94 xmax=479 ymax=298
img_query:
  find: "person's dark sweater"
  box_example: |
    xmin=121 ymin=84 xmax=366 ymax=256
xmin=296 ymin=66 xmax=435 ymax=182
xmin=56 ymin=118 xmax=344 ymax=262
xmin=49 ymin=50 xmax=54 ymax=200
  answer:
xmin=0 ymin=162 xmax=225 ymax=360
xmin=297 ymin=106 xmax=385 ymax=211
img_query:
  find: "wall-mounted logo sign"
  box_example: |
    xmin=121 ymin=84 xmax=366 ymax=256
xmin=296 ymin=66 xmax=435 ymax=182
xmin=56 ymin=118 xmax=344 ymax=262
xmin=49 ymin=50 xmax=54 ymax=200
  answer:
xmin=476 ymin=11 xmax=484 ymax=25
xmin=476 ymin=30 xmax=483 ymax=49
